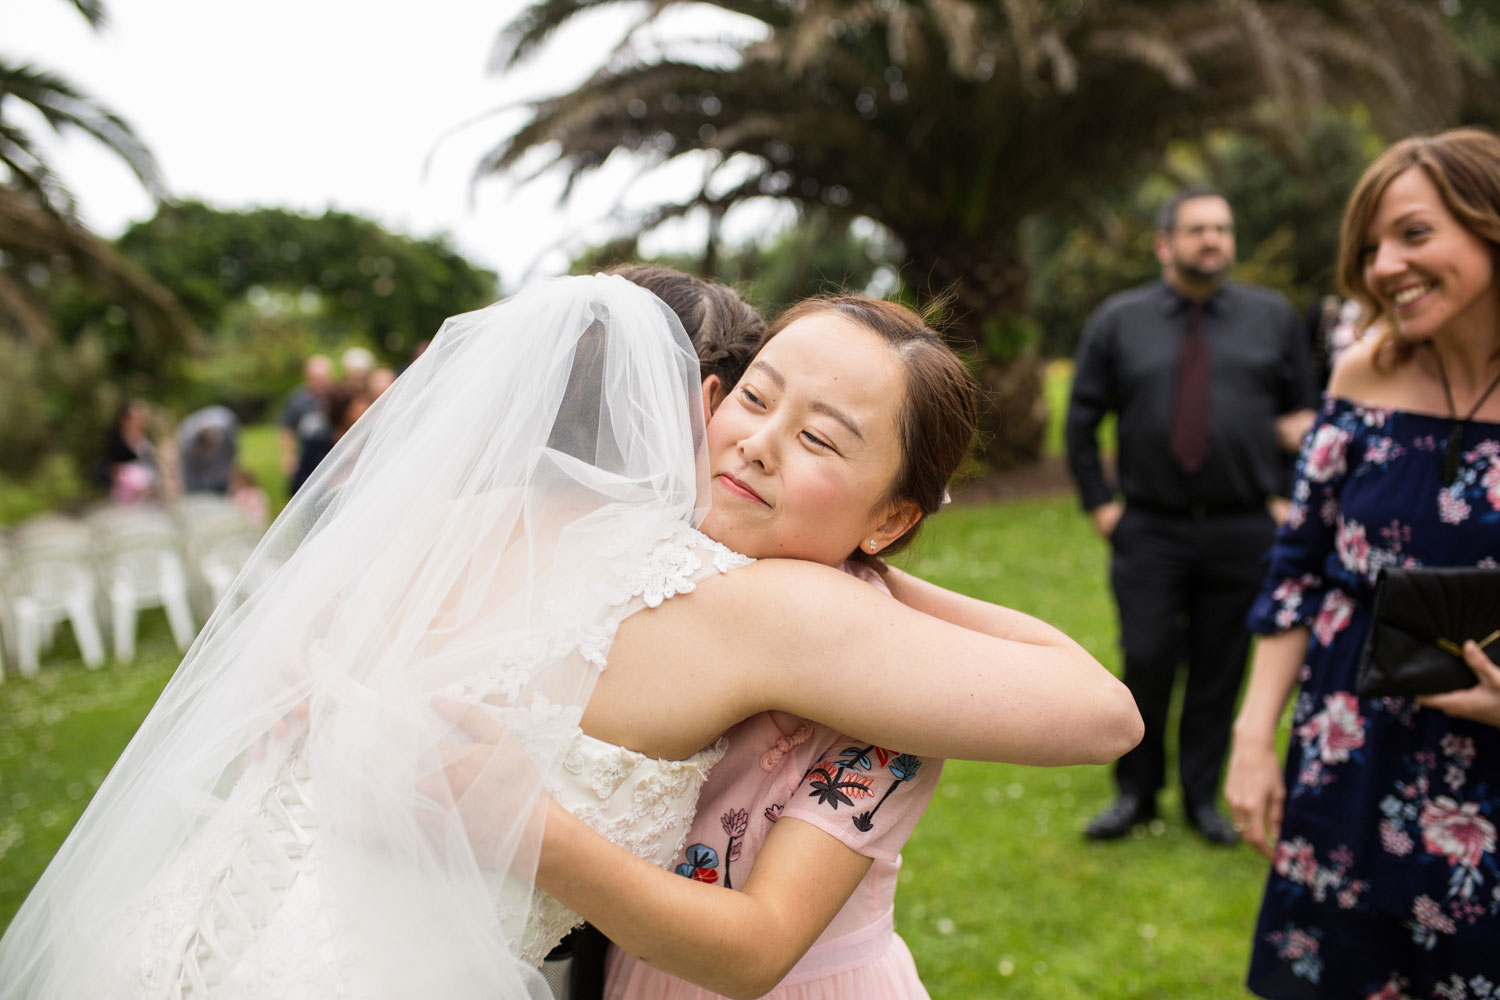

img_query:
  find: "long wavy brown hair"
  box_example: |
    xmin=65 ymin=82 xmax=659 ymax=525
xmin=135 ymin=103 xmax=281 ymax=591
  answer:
xmin=1338 ymin=128 xmax=1500 ymax=372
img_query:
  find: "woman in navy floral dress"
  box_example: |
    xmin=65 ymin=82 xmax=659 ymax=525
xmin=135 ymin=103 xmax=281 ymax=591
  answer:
xmin=1226 ymin=128 xmax=1500 ymax=999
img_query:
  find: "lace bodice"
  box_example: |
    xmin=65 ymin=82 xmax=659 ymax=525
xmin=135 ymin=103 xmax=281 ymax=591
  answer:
xmin=519 ymin=732 xmax=727 ymax=964
xmin=120 ymin=526 xmax=750 ymax=995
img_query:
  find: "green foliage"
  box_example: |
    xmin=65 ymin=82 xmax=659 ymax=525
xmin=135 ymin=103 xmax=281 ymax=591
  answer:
xmin=109 ymin=200 xmax=498 ymax=368
xmin=239 ymin=423 xmax=290 ymax=519
xmin=489 ymin=0 xmax=1486 ymax=466
xmin=572 ymin=211 xmax=897 ymax=319
xmin=174 ymin=299 xmax=323 ymax=418
xmin=4 ymin=201 xmax=497 ymax=490
xmin=0 ymin=331 xmax=118 ymax=485
xmin=979 ymin=310 xmax=1041 ymax=364
xmin=0 ymin=454 xmax=88 ymax=526
xmin=1027 ymin=110 xmax=1383 ymax=359
xmin=891 ymin=499 xmax=1270 ymax=998
xmin=0 ymin=618 xmax=181 ymax=925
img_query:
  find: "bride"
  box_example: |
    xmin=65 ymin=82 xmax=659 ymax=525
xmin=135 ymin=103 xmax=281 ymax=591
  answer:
xmin=0 ymin=274 xmax=1136 ymax=999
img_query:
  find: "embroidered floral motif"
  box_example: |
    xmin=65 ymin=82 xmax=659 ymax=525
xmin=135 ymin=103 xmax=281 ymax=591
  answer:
xmin=719 ymin=809 xmax=749 ymax=888
xmin=854 ymin=754 xmax=923 ymax=832
xmin=805 ymin=763 xmax=875 ymax=808
xmin=803 ymin=744 xmax=925 ymax=834
xmin=675 ymin=843 xmax=721 ymax=883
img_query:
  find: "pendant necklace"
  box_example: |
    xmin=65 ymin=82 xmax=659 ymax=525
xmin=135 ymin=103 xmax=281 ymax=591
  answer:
xmin=1432 ymin=346 xmax=1500 ymax=484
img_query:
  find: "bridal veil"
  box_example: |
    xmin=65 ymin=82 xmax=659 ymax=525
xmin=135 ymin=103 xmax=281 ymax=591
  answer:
xmin=0 ymin=275 xmax=709 ymax=998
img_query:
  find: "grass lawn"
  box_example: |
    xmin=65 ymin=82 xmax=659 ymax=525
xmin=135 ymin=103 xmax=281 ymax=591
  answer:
xmin=0 ymin=494 xmax=1272 ymax=996
xmin=891 ymin=500 xmax=1268 ymax=998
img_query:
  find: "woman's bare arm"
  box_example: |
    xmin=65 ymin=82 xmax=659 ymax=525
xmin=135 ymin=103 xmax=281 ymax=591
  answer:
xmin=538 ymin=801 xmax=869 ymax=1000
xmin=595 ymin=558 xmax=1141 ymax=765
xmin=1225 ymin=628 xmax=1307 ymax=857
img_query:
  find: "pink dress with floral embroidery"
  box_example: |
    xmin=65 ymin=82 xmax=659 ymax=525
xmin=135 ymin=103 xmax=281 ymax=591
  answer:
xmin=605 ymin=567 xmax=942 ymax=1000
xmin=603 ymin=713 xmax=941 ymax=1000
xmin=1245 ymin=397 xmax=1500 ymax=999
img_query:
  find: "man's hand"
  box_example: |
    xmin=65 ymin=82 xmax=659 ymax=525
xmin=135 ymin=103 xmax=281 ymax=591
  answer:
xmin=1089 ymin=501 xmax=1124 ymax=540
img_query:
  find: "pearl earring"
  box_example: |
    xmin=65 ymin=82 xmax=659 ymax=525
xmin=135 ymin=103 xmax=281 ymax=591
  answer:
xmin=867 ymin=539 xmax=878 ymax=553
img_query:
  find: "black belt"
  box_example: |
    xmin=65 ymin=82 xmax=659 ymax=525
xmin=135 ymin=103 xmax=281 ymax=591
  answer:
xmin=1127 ymin=499 xmax=1266 ymax=520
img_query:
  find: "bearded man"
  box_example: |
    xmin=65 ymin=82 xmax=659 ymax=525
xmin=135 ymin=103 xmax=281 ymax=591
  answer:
xmin=1065 ymin=187 xmax=1318 ymax=846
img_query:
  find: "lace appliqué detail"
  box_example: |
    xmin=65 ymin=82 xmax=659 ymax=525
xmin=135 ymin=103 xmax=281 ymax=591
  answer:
xmin=521 ymin=735 xmax=728 ymax=965
xmin=437 ymin=526 xmax=751 ymax=707
xmin=629 ymin=524 xmax=752 ymax=608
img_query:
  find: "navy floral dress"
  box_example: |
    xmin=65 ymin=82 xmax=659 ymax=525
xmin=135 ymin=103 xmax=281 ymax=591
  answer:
xmin=1246 ymin=396 xmax=1500 ymax=999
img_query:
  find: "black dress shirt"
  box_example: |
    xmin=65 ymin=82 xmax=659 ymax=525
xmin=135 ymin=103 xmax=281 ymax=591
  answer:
xmin=1065 ymin=280 xmax=1318 ymax=514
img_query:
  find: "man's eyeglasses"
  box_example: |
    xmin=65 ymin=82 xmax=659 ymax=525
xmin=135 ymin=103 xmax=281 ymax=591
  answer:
xmin=1175 ymin=223 xmax=1235 ymax=238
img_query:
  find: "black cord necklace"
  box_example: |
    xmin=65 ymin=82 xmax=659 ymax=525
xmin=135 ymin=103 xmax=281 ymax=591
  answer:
xmin=1432 ymin=346 xmax=1500 ymax=484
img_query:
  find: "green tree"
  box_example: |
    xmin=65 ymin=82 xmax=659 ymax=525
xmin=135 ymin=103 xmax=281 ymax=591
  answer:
xmin=480 ymin=0 xmax=1488 ymax=467
xmin=573 ymin=211 xmax=898 ymax=319
xmin=87 ymin=201 xmax=499 ymax=414
xmin=0 ymin=1 xmax=195 ymax=485
xmin=1029 ymin=108 xmax=1385 ymax=360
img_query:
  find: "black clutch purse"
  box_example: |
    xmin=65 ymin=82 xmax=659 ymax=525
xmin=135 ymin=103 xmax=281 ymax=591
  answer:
xmin=1355 ymin=566 xmax=1500 ymax=698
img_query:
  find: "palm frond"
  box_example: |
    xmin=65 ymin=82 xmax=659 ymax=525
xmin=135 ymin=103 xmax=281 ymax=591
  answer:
xmin=68 ymin=0 xmax=106 ymax=30
xmin=0 ymin=184 xmax=197 ymax=354
xmin=0 ymin=60 xmax=165 ymax=213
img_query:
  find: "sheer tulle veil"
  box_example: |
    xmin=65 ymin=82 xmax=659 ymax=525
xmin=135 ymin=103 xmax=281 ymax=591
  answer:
xmin=0 ymin=275 xmax=709 ymax=998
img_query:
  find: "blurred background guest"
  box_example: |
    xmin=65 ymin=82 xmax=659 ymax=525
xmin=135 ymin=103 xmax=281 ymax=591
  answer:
xmin=279 ymin=354 xmax=332 ymax=490
xmin=340 ymin=346 xmax=376 ymax=392
xmin=175 ymin=405 xmax=238 ymax=495
xmin=99 ymin=398 xmax=163 ymax=505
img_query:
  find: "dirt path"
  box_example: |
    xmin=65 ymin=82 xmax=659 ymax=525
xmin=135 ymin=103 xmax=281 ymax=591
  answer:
xmin=948 ymin=455 xmax=1076 ymax=508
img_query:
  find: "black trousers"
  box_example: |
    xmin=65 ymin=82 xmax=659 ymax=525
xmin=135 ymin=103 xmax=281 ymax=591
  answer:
xmin=1108 ymin=505 xmax=1276 ymax=810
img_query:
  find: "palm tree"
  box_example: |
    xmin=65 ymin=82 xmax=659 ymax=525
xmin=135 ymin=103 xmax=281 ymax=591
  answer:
xmin=479 ymin=0 xmax=1487 ymax=466
xmin=0 ymin=1 xmax=191 ymax=353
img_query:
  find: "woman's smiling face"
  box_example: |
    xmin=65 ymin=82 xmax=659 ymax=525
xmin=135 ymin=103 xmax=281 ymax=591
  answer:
xmin=1362 ymin=166 xmax=1499 ymax=344
xmin=697 ymin=310 xmax=912 ymax=566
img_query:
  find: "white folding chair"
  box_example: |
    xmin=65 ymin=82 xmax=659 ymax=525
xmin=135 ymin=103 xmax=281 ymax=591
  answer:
xmin=89 ymin=506 xmax=196 ymax=663
xmin=175 ymin=497 xmax=264 ymax=616
xmin=10 ymin=516 xmax=107 ymax=673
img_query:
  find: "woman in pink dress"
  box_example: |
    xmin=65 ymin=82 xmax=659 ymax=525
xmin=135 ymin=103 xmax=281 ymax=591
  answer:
xmin=441 ymin=289 xmax=1136 ymax=998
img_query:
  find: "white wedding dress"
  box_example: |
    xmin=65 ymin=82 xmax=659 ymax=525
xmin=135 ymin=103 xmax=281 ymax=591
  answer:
xmin=109 ymin=526 xmax=746 ymax=998
xmin=0 ymin=277 xmax=735 ymax=1000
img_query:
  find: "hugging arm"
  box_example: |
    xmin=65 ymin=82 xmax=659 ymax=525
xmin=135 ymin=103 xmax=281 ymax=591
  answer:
xmin=705 ymin=559 xmax=1142 ymax=765
xmin=539 ymin=804 xmax=869 ymax=999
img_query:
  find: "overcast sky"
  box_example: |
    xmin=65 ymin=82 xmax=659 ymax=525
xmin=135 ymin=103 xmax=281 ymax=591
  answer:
xmin=5 ymin=0 xmax=769 ymax=289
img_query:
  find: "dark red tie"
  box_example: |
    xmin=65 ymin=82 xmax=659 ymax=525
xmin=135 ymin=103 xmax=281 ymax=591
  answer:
xmin=1170 ymin=302 xmax=1209 ymax=474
